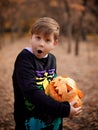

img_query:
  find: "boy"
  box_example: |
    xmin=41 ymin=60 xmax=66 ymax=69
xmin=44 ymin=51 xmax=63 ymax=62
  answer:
xmin=12 ymin=17 xmax=81 ymax=130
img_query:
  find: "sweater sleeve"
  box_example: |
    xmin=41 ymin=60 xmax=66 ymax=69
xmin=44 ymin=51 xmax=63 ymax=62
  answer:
xmin=13 ymin=51 xmax=70 ymax=118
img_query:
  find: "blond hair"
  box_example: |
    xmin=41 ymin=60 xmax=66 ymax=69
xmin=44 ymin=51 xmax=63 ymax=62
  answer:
xmin=30 ymin=17 xmax=60 ymax=40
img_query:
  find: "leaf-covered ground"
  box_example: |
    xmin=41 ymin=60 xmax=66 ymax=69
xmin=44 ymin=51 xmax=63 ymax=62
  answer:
xmin=0 ymin=37 xmax=98 ymax=130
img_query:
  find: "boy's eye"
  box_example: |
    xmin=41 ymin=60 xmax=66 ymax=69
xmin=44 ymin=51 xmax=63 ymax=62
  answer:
xmin=46 ymin=39 xmax=51 ymax=42
xmin=36 ymin=36 xmax=41 ymax=40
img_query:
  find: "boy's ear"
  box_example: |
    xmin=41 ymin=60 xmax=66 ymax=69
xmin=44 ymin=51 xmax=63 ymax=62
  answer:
xmin=54 ymin=40 xmax=58 ymax=46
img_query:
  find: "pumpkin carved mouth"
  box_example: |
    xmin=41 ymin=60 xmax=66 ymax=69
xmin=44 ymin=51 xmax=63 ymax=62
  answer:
xmin=45 ymin=76 xmax=84 ymax=108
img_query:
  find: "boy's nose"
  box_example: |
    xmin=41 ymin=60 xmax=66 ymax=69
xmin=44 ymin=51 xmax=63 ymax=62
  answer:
xmin=39 ymin=40 xmax=45 ymax=46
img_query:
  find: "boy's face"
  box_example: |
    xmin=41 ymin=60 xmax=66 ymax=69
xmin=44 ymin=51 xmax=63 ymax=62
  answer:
xmin=30 ymin=33 xmax=58 ymax=59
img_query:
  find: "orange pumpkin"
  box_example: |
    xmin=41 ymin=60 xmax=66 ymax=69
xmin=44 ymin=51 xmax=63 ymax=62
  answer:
xmin=45 ymin=76 xmax=83 ymax=108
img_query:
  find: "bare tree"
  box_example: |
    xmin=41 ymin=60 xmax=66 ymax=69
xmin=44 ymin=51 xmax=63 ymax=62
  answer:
xmin=74 ymin=0 xmax=87 ymax=55
xmin=0 ymin=0 xmax=10 ymax=49
xmin=63 ymin=0 xmax=73 ymax=53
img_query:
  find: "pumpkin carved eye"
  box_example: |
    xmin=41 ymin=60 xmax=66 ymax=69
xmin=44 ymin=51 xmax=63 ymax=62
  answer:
xmin=66 ymin=84 xmax=73 ymax=93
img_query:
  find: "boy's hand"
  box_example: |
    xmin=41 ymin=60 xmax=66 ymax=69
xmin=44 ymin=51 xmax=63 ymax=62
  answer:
xmin=69 ymin=100 xmax=82 ymax=119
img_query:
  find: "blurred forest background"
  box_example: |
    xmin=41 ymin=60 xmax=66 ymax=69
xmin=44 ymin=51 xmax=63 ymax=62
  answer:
xmin=0 ymin=0 xmax=98 ymax=130
xmin=0 ymin=0 xmax=98 ymax=54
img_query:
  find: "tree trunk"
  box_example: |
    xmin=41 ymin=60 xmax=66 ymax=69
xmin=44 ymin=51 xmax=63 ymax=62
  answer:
xmin=75 ymin=0 xmax=87 ymax=55
xmin=64 ymin=0 xmax=73 ymax=53
xmin=0 ymin=15 xmax=5 ymax=49
xmin=67 ymin=14 xmax=73 ymax=53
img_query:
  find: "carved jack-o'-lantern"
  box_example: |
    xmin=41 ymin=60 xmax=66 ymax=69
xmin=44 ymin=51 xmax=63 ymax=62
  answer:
xmin=45 ymin=76 xmax=83 ymax=108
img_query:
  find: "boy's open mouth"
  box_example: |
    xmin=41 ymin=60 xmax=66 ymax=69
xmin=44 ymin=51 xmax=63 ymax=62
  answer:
xmin=37 ymin=50 xmax=43 ymax=54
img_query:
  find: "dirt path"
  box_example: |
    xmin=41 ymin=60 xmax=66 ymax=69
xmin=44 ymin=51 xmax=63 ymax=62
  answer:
xmin=0 ymin=37 xmax=98 ymax=130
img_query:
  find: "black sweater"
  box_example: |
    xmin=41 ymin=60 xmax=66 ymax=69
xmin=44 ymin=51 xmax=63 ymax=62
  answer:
xmin=12 ymin=49 xmax=70 ymax=130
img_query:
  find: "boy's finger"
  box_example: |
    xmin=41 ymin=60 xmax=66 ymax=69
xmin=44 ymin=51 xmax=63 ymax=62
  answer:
xmin=75 ymin=107 xmax=82 ymax=116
